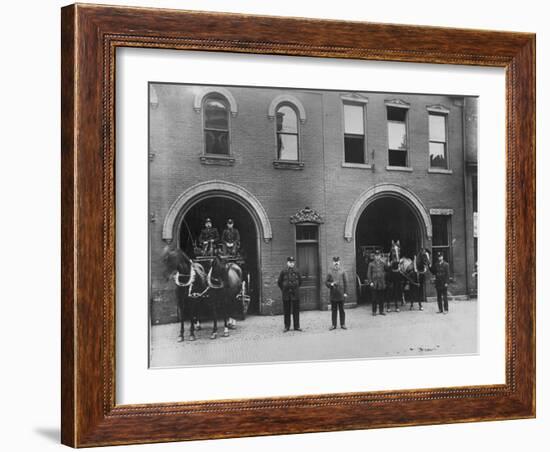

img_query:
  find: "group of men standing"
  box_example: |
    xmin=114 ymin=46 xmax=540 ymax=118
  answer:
xmin=276 ymin=251 xmax=451 ymax=333
xmin=277 ymin=256 xmax=349 ymax=332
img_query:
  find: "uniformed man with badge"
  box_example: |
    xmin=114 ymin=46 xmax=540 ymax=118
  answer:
xmin=367 ymin=249 xmax=388 ymax=316
xmin=221 ymin=218 xmax=240 ymax=256
xmin=325 ymin=256 xmax=348 ymax=330
xmin=277 ymin=256 xmax=303 ymax=332
xmin=430 ymin=252 xmax=450 ymax=313
xmin=198 ymin=218 xmax=219 ymax=256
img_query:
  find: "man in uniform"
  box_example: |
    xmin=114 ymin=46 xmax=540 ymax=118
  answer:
xmin=325 ymin=256 xmax=348 ymax=330
xmin=277 ymin=256 xmax=303 ymax=332
xmin=367 ymin=249 xmax=387 ymax=316
xmin=430 ymin=252 xmax=450 ymax=313
xmin=221 ymin=218 xmax=241 ymax=256
xmin=198 ymin=218 xmax=219 ymax=256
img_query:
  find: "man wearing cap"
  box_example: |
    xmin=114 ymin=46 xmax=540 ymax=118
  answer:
xmin=198 ymin=218 xmax=219 ymax=256
xmin=325 ymin=257 xmax=348 ymax=330
xmin=430 ymin=252 xmax=450 ymax=313
xmin=367 ymin=249 xmax=388 ymax=316
xmin=277 ymin=256 xmax=303 ymax=332
xmin=221 ymin=218 xmax=241 ymax=256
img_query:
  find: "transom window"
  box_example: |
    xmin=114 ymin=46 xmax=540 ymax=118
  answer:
xmin=203 ymin=94 xmax=230 ymax=155
xmin=343 ymin=102 xmax=366 ymax=164
xmin=276 ymin=104 xmax=299 ymax=161
xmin=429 ymin=113 xmax=448 ymax=169
xmin=387 ymin=106 xmax=408 ymax=167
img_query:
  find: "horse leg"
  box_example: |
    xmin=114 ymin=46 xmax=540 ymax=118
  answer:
xmin=176 ymin=292 xmax=185 ymax=342
xmin=222 ymin=295 xmax=229 ymax=337
xmin=189 ymin=299 xmax=196 ymax=341
xmin=210 ymin=295 xmax=218 ymax=339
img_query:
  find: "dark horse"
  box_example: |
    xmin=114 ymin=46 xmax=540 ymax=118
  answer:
xmin=385 ymin=241 xmax=431 ymax=311
xmin=162 ymin=246 xmax=207 ymax=342
xmin=206 ymin=255 xmax=243 ymax=339
xmin=386 ymin=240 xmax=404 ymax=312
xmin=399 ymin=247 xmax=432 ymax=310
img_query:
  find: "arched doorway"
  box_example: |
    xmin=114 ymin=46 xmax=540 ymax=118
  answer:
xmin=177 ymin=196 xmax=261 ymax=314
xmin=346 ymin=184 xmax=432 ymax=304
xmin=355 ymin=197 xmax=422 ymax=292
xmin=163 ymin=181 xmax=273 ymax=315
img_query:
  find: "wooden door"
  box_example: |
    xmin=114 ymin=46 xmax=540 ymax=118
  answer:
xmin=295 ymin=225 xmax=320 ymax=310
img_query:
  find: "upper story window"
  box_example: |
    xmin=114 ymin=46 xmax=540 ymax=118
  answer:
xmin=429 ymin=113 xmax=448 ymax=169
xmin=276 ymin=104 xmax=299 ymax=161
xmin=343 ymin=102 xmax=366 ymax=164
xmin=387 ymin=106 xmax=409 ymax=167
xmin=203 ymin=94 xmax=230 ymax=155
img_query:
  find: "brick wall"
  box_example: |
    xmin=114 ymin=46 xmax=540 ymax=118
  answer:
xmin=149 ymin=84 xmax=475 ymax=324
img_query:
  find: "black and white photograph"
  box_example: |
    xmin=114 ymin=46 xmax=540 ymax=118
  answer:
xmin=148 ymin=82 xmax=479 ymax=368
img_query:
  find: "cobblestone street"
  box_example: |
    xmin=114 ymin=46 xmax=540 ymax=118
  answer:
xmin=150 ymin=299 xmax=478 ymax=367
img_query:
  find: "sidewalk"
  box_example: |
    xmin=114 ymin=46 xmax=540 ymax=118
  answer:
xmin=150 ymin=299 xmax=478 ymax=367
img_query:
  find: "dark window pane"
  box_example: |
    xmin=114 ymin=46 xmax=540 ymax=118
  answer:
xmin=276 ymin=105 xmax=298 ymax=133
xmin=205 ymin=130 xmax=229 ymax=155
xmin=204 ymin=98 xmax=228 ymax=130
xmin=344 ymin=135 xmax=365 ymax=163
xmin=277 ymin=134 xmax=298 ymax=160
xmin=388 ymin=149 xmax=407 ymax=167
xmin=429 ymin=142 xmax=447 ymax=168
xmin=296 ymin=225 xmax=318 ymax=241
xmin=472 ymin=175 xmax=478 ymax=212
xmin=429 ymin=114 xmax=446 ymax=141
xmin=387 ymin=106 xmax=407 ymax=122
xmin=431 ymin=215 xmax=449 ymax=246
xmin=344 ymin=104 xmax=364 ymax=135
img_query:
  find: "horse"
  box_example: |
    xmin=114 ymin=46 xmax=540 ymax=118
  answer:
xmin=206 ymin=255 xmax=243 ymax=339
xmin=398 ymin=248 xmax=431 ymax=311
xmin=386 ymin=240 xmax=404 ymax=312
xmin=161 ymin=246 xmax=207 ymax=342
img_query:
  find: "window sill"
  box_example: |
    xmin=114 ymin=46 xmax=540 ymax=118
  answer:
xmin=386 ymin=166 xmax=413 ymax=172
xmin=273 ymin=160 xmax=304 ymax=170
xmin=200 ymin=154 xmax=236 ymax=166
xmin=342 ymin=162 xmax=373 ymax=169
xmin=428 ymin=168 xmax=453 ymax=174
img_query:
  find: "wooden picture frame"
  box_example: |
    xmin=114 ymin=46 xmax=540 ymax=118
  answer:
xmin=61 ymin=3 xmax=535 ymax=447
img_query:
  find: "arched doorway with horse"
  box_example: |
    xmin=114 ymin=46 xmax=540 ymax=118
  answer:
xmin=348 ymin=185 xmax=432 ymax=310
xmin=162 ymin=182 xmax=271 ymax=341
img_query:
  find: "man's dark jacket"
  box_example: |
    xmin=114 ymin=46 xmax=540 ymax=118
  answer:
xmin=277 ymin=267 xmax=302 ymax=301
xmin=430 ymin=260 xmax=450 ymax=289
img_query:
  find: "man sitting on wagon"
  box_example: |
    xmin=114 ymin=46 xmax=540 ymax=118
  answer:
xmin=198 ymin=217 xmax=220 ymax=256
xmin=221 ymin=218 xmax=241 ymax=256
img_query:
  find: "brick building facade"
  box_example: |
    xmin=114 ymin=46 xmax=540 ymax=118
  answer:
xmin=149 ymin=83 xmax=478 ymax=324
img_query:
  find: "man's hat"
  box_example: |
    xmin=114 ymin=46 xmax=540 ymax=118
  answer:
xmin=374 ymin=249 xmax=381 ymax=255
xmin=205 ymin=217 xmax=212 ymax=223
xmin=287 ymin=256 xmax=295 ymax=262
xmin=227 ymin=218 xmax=234 ymax=224
xmin=332 ymin=256 xmax=340 ymax=262
xmin=437 ymin=252 xmax=443 ymax=257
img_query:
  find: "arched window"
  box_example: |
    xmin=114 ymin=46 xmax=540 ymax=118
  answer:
xmin=203 ymin=94 xmax=230 ymax=155
xmin=275 ymin=104 xmax=299 ymax=161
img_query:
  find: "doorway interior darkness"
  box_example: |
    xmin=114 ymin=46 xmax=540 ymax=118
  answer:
xmin=355 ymin=196 xmax=421 ymax=290
xmin=179 ymin=196 xmax=260 ymax=314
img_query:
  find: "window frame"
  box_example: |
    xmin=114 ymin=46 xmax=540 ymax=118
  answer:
xmin=431 ymin=213 xmax=454 ymax=275
xmin=428 ymin=111 xmax=449 ymax=170
xmin=274 ymin=102 xmax=301 ymax=162
xmin=385 ymin=102 xmax=410 ymax=169
xmin=342 ymin=100 xmax=368 ymax=166
xmin=201 ymin=93 xmax=232 ymax=157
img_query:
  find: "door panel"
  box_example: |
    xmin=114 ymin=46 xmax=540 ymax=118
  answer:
xmin=296 ymin=242 xmax=320 ymax=310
